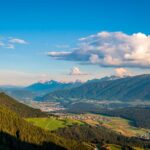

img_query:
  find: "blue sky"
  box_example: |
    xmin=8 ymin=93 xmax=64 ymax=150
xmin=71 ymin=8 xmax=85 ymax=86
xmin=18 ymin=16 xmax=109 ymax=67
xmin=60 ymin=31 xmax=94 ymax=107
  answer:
xmin=0 ymin=0 xmax=150 ymax=85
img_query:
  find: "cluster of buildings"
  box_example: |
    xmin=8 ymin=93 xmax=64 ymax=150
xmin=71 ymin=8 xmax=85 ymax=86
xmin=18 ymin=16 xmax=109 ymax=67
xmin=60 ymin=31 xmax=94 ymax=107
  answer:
xmin=59 ymin=113 xmax=109 ymax=122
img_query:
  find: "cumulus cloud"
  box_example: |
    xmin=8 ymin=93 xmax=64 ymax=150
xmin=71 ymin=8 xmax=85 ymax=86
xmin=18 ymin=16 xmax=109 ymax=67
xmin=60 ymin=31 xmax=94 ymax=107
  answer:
xmin=69 ymin=67 xmax=88 ymax=75
xmin=9 ymin=38 xmax=28 ymax=44
xmin=115 ymin=68 xmax=131 ymax=77
xmin=48 ymin=31 xmax=150 ymax=68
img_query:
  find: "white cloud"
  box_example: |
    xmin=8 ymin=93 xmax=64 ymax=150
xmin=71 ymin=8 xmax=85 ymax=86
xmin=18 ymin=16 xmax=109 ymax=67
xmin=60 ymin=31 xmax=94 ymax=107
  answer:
xmin=48 ymin=31 xmax=150 ymax=68
xmin=115 ymin=68 xmax=131 ymax=77
xmin=0 ymin=37 xmax=28 ymax=49
xmin=69 ymin=67 xmax=88 ymax=75
xmin=9 ymin=38 xmax=28 ymax=44
xmin=5 ymin=44 xmax=15 ymax=49
xmin=47 ymin=51 xmax=71 ymax=59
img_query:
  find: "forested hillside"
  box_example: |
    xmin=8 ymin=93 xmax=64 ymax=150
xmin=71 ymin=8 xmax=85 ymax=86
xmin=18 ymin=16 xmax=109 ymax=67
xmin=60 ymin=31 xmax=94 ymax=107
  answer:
xmin=0 ymin=92 xmax=47 ymax=117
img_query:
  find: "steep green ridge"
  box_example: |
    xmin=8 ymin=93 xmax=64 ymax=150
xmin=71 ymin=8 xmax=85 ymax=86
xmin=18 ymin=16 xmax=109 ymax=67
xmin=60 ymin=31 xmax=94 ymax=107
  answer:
xmin=41 ymin=74 xmax=150 ymax=101
xmin=0 ymin=105 xmax=93 ymax=150
xmin=0 ymin=92 xmax=47 ymax=118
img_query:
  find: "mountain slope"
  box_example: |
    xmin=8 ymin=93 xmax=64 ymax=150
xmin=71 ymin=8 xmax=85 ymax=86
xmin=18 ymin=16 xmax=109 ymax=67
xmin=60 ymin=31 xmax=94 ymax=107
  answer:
xmin=0 ymin=92 xmax=47 ymax=118
xmin=40 ymin=74 xmax=150 ymax=101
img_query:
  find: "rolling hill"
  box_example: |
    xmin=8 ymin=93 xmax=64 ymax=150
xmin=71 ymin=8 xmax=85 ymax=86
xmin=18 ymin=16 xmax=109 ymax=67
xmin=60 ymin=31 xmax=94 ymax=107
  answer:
xmin=39 ymin=74 xmax=150 ymax=102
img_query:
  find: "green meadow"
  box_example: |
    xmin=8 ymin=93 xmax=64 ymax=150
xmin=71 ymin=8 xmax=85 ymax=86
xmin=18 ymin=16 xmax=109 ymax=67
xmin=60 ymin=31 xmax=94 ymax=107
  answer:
xmin=26 ymin=117 xmax=84 ymax=131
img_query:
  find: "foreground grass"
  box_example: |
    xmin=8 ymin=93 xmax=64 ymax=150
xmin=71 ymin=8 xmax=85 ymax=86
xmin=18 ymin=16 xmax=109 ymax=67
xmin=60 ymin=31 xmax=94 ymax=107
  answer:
xmin=26 ymin=117 xmax=84 ymax=131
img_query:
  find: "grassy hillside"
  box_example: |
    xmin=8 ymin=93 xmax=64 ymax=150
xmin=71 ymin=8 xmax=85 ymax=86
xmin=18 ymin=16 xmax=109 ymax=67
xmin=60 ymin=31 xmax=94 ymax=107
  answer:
xmin=26 ymin=117 xmax=84 ymax=131
xmin=41 ymin=74 xmax=150 ymax=101
xmin=0 ymin=92 xmax=47 ymax=118
xmin=0 ymin=105 xmax=93 ymax=150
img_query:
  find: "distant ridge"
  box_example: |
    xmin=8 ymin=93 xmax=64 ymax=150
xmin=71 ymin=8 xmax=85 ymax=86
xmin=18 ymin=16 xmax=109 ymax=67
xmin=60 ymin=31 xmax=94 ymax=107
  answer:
xmin=39 ymin=74 xmax=150 ymax=101
xmin=1 ymin=80 xmax=82 ymax=101
xmin=25 ymin=80 xmax=82 ymax=93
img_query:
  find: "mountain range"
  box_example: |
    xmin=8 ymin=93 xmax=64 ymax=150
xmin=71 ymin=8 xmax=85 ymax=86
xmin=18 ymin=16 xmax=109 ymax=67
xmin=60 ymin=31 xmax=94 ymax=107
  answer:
xmin=0 ymin=80 xmax=82 ymax=101
xmin=39 ymin=74 xmax=150 ymax=102
xmin=1 ymin=74 xmax=150 ymax=102
xmin=25 ymin=80 xmax=82 ymax=93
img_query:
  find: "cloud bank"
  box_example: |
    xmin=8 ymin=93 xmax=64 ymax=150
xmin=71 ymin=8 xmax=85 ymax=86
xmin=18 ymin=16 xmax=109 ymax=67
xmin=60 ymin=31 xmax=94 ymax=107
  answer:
xmin=48 ymin=31 xmax=150 ymax=68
